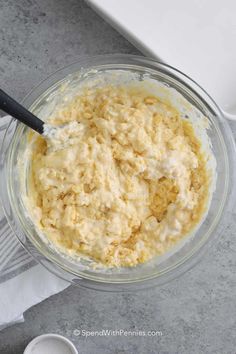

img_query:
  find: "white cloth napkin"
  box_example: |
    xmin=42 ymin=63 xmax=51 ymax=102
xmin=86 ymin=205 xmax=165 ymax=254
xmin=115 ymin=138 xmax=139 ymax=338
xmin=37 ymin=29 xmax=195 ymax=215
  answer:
xmin=0 ymin=263 xmax=69 ymax=330
xmin=0 ymin=116 xmax=69 ymax=330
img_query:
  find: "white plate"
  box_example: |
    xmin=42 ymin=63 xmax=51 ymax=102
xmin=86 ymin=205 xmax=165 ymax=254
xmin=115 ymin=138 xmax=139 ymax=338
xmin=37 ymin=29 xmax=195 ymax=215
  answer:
xmin=87 ymin=0 xmax=236 ymax=120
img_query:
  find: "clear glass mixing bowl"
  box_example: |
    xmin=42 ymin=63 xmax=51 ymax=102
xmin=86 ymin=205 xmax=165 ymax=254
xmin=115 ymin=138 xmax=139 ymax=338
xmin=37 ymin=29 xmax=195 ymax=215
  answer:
xmin=1 ymin=55 xmax=235 ymax=291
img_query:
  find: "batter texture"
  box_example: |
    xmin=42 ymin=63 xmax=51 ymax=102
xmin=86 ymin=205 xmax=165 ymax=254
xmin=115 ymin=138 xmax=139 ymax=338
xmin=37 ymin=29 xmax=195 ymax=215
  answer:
xmin=27 ymin=84 xmax=209 ymax=267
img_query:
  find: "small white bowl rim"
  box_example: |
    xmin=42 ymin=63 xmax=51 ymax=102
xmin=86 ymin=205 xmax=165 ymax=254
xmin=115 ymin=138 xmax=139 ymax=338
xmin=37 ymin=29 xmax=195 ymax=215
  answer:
xmin=23 ymin=333 xmax=78 ymax=354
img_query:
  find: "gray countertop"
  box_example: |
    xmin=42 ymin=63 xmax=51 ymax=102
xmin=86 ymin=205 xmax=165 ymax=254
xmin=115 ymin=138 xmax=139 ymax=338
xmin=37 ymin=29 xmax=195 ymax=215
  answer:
xmin=0 ymin=1 xmax=236 ymax=353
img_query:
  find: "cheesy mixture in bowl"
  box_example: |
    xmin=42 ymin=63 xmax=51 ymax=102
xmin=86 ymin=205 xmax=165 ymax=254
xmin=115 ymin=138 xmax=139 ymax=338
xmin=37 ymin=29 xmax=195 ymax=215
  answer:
xmin=27 ymin=83 xmax=210 ymax=267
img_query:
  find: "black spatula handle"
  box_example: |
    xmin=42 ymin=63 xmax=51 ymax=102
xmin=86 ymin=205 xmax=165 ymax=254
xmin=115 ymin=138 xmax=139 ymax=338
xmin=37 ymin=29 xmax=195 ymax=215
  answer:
xmin=0 ymin=89 xmax=44 ymax=134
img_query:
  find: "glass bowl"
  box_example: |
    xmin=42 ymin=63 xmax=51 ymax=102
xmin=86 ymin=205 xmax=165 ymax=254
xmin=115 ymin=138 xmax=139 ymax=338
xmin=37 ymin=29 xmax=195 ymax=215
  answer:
xmin=1 ymin=54 xmax=235 ymax=291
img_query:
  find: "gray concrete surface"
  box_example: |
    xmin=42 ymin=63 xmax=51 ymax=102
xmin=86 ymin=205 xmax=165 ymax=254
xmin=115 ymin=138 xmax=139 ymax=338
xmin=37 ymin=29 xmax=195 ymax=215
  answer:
xmin=0 ymin=1 xmax=236 ymax=353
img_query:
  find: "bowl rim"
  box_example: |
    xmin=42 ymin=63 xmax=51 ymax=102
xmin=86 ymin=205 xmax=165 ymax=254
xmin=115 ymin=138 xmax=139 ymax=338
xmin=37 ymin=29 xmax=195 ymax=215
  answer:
xmin=23 ymin=333 xmax=78 ymax=354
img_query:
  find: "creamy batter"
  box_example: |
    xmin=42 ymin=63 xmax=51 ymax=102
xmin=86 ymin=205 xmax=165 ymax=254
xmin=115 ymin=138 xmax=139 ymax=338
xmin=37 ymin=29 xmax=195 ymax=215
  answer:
xmin=27 ymin=84 xmax=209 ymax=267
